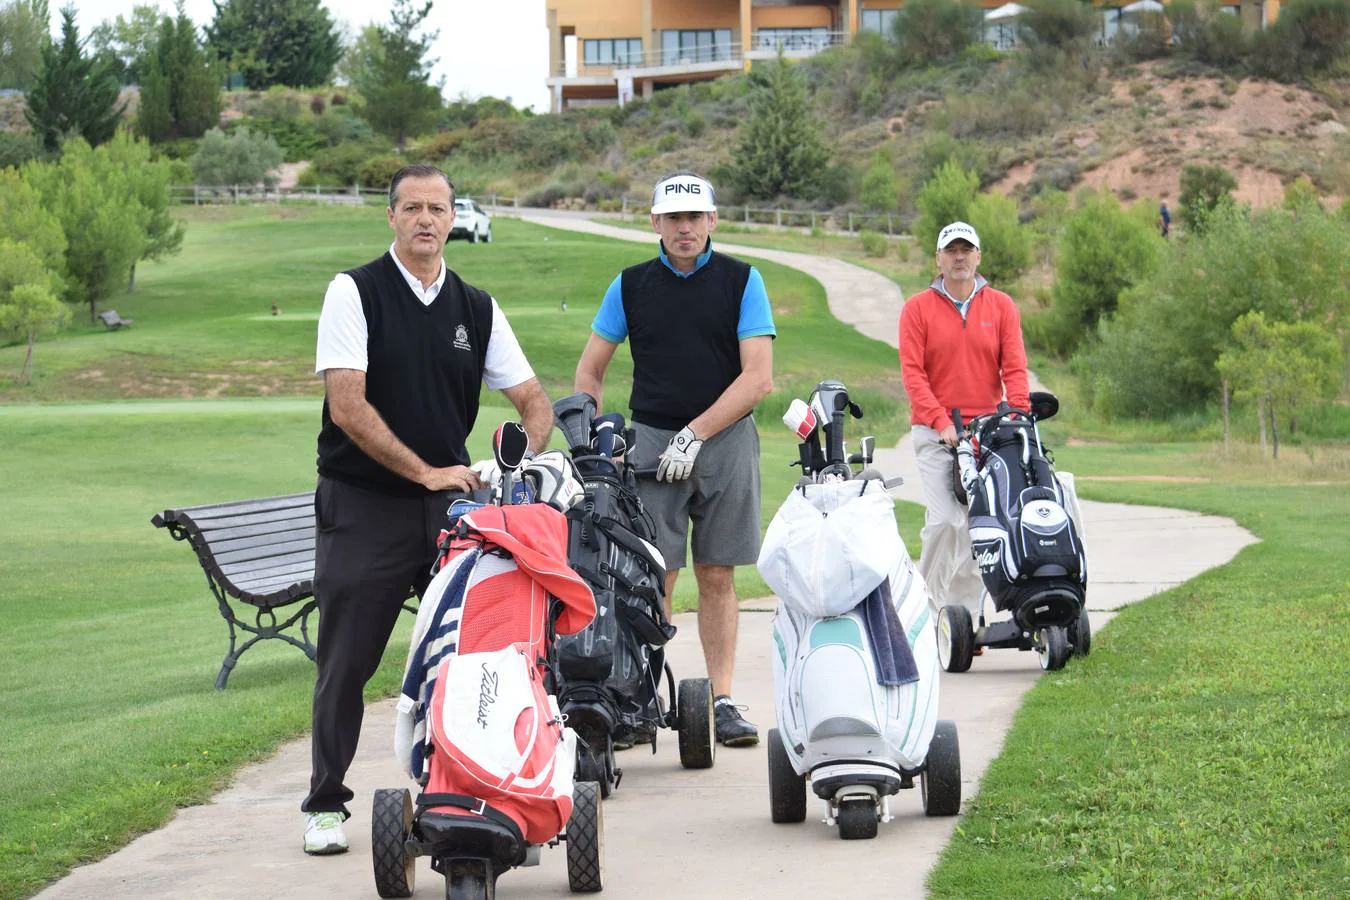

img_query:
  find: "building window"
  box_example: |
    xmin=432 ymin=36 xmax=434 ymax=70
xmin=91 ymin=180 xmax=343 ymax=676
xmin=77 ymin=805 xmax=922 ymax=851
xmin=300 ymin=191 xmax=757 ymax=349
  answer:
xmin=583 ymin=38 xmax=643 ymax=67
xmin=755 ymin=27 xmax=831 ymax=52
xmin=861 ymin=9 xmax=898 ymax=35
xmin=660 ymin=29 xmax=733 ymax=65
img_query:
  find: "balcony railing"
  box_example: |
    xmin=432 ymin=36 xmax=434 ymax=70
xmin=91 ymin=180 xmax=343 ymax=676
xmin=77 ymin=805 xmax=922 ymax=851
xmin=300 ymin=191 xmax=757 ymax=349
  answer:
xmin=552 ymin=31 xmax=848 ymax=78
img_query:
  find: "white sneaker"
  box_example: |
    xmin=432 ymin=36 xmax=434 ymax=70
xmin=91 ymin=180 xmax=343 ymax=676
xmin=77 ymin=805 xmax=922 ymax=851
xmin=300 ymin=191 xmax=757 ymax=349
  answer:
xmin=303 ymin=811 xmax=349 ymax=855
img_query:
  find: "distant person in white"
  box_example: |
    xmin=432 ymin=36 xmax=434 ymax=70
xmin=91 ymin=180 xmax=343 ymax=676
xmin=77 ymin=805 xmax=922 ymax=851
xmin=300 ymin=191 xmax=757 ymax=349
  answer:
xmin=302 ymin=164 xmax=552 ymax=857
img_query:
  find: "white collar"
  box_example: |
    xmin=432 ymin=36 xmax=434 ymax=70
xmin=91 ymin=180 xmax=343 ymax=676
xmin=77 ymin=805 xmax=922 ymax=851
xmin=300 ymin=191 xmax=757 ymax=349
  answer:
xmin=388 ymin=242 xmax=446 ymax=299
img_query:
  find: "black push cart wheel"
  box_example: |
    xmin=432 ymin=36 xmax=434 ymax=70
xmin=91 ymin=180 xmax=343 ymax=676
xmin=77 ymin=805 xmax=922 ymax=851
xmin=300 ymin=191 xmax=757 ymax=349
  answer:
xmin=766 ymin=728 xmax=807 ymax=823
xmin=1037 ymin=626 xmax=1071 ymax=671
xmin=1068 ymin=605 xmax=1092 ymax=657
xmin=445 ymin=859 xmax=491 ymax=900
xmin=676 ymin=677 xmax=715 ymax=769
xmin=577 ymin=742 xmax=612 ymax=799
xmin=837 ymin=798 xmax=879 ymax=840
xmin=921 ymin=719 xmax=962 ymax=817
xmin=937 ymin=605 xmax=975 ymax=673
xmin=567 ymin=781 xmax=604 ymax=893
xmin=372 ymin=788 xmax=415 ymax=898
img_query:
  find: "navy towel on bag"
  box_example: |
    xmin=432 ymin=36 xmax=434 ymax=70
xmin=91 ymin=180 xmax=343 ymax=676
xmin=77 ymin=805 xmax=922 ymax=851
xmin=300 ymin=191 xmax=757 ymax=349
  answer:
xmin=860 ymin=579 xmax=919 ymax=686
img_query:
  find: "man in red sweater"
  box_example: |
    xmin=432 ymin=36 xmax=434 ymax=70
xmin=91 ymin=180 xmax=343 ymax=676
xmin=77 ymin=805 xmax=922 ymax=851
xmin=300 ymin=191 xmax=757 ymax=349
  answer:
xmin=899 ymin=221 xmax=1030 ymax=616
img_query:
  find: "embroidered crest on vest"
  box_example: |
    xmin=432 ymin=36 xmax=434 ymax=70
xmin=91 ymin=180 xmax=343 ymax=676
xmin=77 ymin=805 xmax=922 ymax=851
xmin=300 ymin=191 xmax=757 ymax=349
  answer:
xmin=453 ymin=323 xmax=472 ymax=351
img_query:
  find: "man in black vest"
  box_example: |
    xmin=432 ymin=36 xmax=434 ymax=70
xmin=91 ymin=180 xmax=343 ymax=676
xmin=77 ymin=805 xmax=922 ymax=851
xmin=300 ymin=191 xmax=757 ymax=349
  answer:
xmin=302 ymin=165 xmax=552 ymax=855
xmin=574 ymin=171 xmax=776 ymax=748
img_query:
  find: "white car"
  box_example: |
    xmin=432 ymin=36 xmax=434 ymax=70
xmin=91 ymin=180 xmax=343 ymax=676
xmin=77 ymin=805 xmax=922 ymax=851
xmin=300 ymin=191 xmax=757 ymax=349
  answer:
xmin=451 ymin=198 xmax=493 ymax=243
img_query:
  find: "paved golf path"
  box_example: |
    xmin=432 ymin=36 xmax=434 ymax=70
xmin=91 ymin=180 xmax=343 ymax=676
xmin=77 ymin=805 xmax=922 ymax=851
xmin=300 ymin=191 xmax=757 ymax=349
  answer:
xmin=37 ymin=213 xmax=1258 ymax=899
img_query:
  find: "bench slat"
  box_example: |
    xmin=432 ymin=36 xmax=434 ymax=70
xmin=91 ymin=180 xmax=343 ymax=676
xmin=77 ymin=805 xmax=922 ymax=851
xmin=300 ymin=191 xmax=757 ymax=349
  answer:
xmin=222 ymin=557 xmax=316 ymax=586
xmin=170 ymin=493 xmax=312 ymax=520
xmin=237 ymin=575 xmax=314 ymax=599
xmin=212 ymin=537 xmax=315 ymax=566
xmin=192 ymin=518 xmax=315 ymax=545
xmin=208 ymin=526 xmax=314 ymax=554
xmin=192 ymin=507 xmax=315 ymax=532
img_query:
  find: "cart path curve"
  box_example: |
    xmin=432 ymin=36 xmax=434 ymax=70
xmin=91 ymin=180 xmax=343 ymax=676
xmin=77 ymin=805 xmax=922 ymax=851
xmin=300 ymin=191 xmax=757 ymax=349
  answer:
xmin=34 ymin=212 xmax=1258 ymax=900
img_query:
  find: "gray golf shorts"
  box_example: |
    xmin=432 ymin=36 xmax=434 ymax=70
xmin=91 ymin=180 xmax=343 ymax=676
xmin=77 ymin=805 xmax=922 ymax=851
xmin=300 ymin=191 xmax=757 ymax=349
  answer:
xmin=628 ymin=415 xmax=762 ymax=570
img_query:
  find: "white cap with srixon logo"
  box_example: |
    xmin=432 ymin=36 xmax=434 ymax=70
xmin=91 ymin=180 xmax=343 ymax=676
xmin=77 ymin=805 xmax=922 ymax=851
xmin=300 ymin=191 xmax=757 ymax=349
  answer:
xmin=937 ymin=221 xmax=980 ymax=251
xmin=651 ymin=174 xmax=717 ymax=215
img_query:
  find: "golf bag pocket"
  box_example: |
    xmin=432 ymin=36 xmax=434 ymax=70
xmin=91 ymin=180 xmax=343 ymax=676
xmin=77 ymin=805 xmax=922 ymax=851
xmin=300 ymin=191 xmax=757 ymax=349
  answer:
xmin=427 ymin=645 xmax=576 ymax=844
xmin=558 ymin=588 xmax=618 ymax=682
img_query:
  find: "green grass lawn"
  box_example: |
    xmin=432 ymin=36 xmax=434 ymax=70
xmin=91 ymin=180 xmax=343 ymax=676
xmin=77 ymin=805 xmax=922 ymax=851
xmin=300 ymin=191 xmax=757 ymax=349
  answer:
xmin=2 ymin=205 xmax=1347 ymax=899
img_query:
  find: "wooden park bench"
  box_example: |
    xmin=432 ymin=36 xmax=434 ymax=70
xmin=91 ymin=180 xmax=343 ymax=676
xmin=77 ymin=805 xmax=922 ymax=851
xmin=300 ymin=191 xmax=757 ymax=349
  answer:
xmin=152 ymin=494 xmax=318 ymax=689
xmin=98 ymin=309 xmax=134 ymax=329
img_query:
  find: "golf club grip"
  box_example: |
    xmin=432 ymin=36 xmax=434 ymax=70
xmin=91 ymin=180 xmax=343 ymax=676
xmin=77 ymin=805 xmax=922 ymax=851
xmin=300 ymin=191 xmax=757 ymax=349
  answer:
xmin=633 ymin=467 xmax=660 ymax=478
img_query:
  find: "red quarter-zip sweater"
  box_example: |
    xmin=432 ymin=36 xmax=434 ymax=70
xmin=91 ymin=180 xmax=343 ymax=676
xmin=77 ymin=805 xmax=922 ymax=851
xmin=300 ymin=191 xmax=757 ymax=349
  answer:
xmin=899 ymin=279 xmax=1030 ymax=431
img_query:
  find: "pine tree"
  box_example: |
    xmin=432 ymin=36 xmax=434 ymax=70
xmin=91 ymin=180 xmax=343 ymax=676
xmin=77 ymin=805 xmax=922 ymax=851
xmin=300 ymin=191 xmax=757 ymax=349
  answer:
xmin=135 ymin=10 xmax=221 ymax=142
xmin=356 ymin=0 xmax=443 ymax=148
xmin=25 ymin=8 xmax=126 ymax=152
xmin=730 ymin=54 xmax=829 ymax=201
xmin=0 ymin=0 xmax=50 ymax=90
xmin=208 ymin=0 xmax=341 ymax=89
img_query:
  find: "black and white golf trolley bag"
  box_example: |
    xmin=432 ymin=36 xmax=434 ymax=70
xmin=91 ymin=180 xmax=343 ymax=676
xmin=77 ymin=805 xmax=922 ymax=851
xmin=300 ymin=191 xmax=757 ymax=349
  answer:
xmin=955 ymin=395 xmax=1087 ymax=632
xmin=548 ymin=393 xmax=716 ymax=791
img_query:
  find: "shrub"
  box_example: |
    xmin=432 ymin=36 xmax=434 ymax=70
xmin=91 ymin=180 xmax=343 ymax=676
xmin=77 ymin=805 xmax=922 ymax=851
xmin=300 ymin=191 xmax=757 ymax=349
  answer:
xmin=409 ymin=129 xmax=467 ymax=164
xmin=682 ymin=110 xmax=707 ymax=138
xmin=1169 ymin=0 xmax=1251 ymax=69
xmin=966 ymin=191 xmax=1031 ymax=285
xmin=230 ymin=115 xmax=323 ymax=162
xmin=330 ymin=93 xmax=348 ymax=106
xmin=310 ymin=94 xmax=326 ymax=116
xmin=656 ymin=133 xmax=680 ymax=153
xmin=913 ymin=133 xmax=987 ymax=187
xmin=860 ymin=230 xmax=888 ymax=257
xmin=306 ymin=141 xmax=390 ymax=187
xmin=859 ymin=149 xmax=900 ymax=212
xmin=891 ymin=0 xmax=985 ymax=67
xmin=1078 ymin=203 xmax=1350 ymax=417
xmin=1017 ymin=0 xmax=1099 ymax=51
xmin=629 ymin=143 xmax=656 ymax=161
xmin=1042 ymin=190 xmax=1160 ymax=356
xmin=1179 ymin=163 xmax=1238 ymax=235
xmin=189 ymin=127 xmax=284 ymax=188
xmin=356 ymin=155 xmax=405 ymax=190
xmin=0 ymin=131 xmax=42 ymax=169
xmin=912 ymin=159 xmax=979 ymax=251
xmin=1253 ymin=0 xmax=1350 ymax=78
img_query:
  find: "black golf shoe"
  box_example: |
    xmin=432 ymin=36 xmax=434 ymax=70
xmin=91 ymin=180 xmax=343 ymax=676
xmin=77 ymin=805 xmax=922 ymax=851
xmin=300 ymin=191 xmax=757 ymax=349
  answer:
xmin=714 ymin=696 xmax=759 ymax=747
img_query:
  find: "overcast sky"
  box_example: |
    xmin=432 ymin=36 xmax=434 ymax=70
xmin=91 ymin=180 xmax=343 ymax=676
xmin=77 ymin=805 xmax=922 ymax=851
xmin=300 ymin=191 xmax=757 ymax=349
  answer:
xmin=62 ymin=0 xmax=551 ymax=112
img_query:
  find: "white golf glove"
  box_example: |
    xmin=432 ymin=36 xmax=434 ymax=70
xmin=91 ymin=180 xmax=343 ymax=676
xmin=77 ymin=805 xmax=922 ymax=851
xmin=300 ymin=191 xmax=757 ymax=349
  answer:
xmin=469 ymin=458 xmax=501 ymax=489
xmin=657 ymin=426 xmax=703 ymax=482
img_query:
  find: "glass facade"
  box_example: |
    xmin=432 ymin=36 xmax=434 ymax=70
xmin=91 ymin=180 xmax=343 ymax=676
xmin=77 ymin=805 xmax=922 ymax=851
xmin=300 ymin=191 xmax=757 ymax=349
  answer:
xmin=584 ymin=38 xmax=644 ymax=66
xmin=755 ymin=27 xmax=831 ymax=52
xmin=659 ymin=29 xmax=734 ymax=65
xmin=861 ymin=9 xmax=898 ymax=35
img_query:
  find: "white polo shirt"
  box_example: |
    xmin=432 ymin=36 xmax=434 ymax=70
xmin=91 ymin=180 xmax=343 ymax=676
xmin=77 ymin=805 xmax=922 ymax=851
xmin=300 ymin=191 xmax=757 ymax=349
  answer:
xmin=315 ymin=243 xmax=535 ymax=391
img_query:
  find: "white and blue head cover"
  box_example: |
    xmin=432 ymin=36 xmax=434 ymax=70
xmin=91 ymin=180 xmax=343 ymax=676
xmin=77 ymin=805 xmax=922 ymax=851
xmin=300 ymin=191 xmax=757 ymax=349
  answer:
xmin=651 ymin=173 xmax=717 ymax=215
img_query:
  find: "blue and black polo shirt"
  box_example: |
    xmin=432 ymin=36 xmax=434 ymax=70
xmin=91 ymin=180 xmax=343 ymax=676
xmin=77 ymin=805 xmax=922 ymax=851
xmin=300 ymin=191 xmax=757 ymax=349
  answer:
xmin=592 ymin=241 xmax=776 ymax=430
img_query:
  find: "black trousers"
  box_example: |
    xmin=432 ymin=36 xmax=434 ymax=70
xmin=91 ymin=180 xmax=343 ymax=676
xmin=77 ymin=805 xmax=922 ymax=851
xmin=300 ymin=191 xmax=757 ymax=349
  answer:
xmin=302 ymin=476 xmax=458 ymax=816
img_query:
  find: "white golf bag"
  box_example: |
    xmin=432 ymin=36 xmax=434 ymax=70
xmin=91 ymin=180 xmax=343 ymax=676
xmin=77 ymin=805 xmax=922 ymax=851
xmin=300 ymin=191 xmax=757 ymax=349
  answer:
xmin=760 ymin=478 xmax=940 ymax=780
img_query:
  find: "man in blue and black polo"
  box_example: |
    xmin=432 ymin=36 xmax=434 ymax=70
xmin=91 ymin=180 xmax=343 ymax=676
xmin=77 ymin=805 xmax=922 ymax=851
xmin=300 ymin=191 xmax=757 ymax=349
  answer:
xmin=574 ymin=171 xmax=775 ymax=748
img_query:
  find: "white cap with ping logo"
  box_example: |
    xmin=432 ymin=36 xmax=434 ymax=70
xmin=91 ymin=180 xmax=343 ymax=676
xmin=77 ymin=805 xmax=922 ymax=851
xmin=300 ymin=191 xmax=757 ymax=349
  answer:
xmin=651 ymin=174 xmax=717 ymax=215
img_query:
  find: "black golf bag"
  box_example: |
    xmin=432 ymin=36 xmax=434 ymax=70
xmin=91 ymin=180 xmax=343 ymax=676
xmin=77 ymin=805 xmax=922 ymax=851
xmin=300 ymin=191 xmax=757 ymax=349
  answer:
xmin=957 ymin=403 xmax=1086 ymax=632
xmin=551 ymin=394 xmax=677 ymax=770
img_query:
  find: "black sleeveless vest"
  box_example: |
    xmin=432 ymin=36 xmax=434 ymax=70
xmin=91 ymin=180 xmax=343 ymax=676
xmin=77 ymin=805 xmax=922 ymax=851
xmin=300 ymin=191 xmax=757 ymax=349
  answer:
xmin=316 ymin=253 xmax=493 ymax=495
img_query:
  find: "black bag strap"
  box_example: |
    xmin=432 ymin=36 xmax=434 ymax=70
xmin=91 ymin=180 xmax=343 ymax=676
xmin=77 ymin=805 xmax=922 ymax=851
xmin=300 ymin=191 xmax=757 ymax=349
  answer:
xmin=415 ymin=792 xmax=525 ymax=842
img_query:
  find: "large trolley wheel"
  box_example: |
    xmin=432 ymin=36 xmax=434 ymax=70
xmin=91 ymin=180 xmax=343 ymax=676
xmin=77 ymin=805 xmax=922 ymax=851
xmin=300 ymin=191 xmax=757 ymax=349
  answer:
xmin=837 ymin=798 xmax=879 ymax=840
xmin=766 ymin=728 xmax=807 ymax=823
xmin=372 ymin=788 xmax=415 ymax=898
xmin=1037 ymin=626 xmax=1071 ymax=671
xmin=566 ymin=781 xmax=604 ymax=893
xmin=937 ymin=605 xmax=975 ymax=673
xmin=921 ymin=719 xmax=962 ymax=817
xmin=676 ymin=677 xmax=715 ymax=769
xmin=1068 ymin=605 xmax=1092 ymax=657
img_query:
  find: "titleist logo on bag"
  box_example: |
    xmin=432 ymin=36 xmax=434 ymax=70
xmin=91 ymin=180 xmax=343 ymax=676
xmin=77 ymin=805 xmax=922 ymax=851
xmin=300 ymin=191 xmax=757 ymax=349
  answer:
xmin=477 ymin=663 xmax=499 ymax=728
